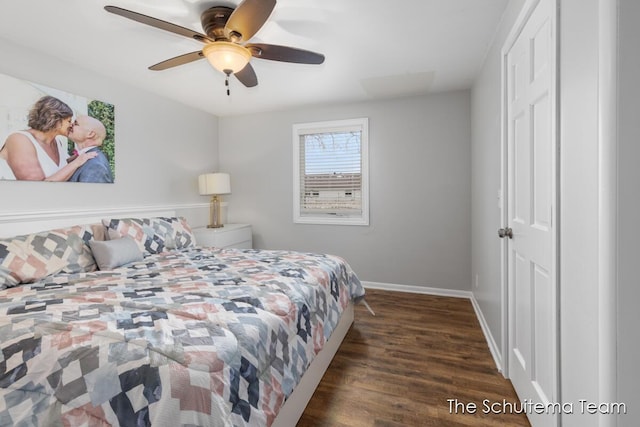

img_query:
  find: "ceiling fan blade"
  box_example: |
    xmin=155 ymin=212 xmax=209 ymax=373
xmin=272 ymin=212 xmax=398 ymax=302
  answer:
xmin=246 ymin=43 xmax=325 ymax=64
xmin=225 ymin=0 xmax=276 ymax=42
xmin=104 ymin=5 xmax=213 ymax=43
xmin=149 ymin=51 xmax=205 ymax=71
xmin=234 ymin=63 xmax=258 ymax=87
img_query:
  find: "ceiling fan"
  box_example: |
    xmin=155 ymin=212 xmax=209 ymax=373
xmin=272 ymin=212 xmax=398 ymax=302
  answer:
xmin=104 ymin=0 xmax=325 ymax=94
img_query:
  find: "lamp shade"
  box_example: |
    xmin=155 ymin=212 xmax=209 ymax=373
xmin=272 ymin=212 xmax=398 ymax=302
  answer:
xmin=202 ymin=42 xmax=251 ymax=74
xmin=199 ymin=173 xmax=231 ymax=196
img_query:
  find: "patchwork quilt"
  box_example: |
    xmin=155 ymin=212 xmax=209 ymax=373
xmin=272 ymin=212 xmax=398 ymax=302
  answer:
xmin=0 ymin=247 xmax=364 ymax=426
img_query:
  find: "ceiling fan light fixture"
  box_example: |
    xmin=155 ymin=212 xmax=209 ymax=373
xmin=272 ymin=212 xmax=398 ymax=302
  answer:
xmin=203 ymin=42 xmax=251 ymax=74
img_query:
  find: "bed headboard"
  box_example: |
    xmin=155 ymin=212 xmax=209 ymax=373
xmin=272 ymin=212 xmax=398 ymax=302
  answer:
xmin=0 ymin=206 xmax=176 ymax=238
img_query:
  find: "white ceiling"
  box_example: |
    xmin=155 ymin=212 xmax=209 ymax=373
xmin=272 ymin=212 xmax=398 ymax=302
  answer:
xmin=0 ymin=0 xmax=509 ymax=117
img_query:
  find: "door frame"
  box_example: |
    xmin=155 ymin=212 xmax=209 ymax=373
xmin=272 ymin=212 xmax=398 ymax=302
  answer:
xmin=597 ymin=0 xmax=618 ymax=419
xmin=499 ymin=0 xmax=560 ymax=401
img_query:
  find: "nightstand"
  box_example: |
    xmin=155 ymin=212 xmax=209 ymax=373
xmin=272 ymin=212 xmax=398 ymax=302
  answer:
xmin=192 ymin=224 xmax=252 ymax=249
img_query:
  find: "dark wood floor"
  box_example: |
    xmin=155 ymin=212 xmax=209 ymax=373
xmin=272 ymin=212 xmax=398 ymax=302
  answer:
xmin=298 ymin=289 xmax=531 ymax=427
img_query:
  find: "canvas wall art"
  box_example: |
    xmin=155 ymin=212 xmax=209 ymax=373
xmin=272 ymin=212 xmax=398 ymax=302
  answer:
xmin=0 ymin=73 xmax=115 ymax=183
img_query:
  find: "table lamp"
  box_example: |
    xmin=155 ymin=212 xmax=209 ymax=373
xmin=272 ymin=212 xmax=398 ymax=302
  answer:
xmin=198 ymin=172 xmax=231 ymax=228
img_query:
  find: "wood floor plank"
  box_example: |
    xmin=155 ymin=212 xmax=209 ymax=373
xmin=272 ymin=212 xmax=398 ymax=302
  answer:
xmin=297 ymin=289 xmax=530 ymax=427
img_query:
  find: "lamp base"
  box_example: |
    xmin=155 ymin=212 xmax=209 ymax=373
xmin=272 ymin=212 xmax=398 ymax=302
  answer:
xmin=208 ymin=195 xmax=224 ymax=229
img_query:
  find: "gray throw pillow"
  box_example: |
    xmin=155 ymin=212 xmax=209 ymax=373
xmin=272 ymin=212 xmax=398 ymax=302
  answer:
xmin=89 ymin=237 xmax=143 ymax=270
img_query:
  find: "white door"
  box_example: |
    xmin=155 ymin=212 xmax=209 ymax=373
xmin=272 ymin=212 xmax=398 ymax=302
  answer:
xmin=503 ymin=0 xmax=558 ymax=426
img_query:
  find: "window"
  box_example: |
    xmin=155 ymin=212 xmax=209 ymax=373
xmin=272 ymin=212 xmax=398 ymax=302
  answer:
xmin=293 ymin=118 xmax=369 ymax=225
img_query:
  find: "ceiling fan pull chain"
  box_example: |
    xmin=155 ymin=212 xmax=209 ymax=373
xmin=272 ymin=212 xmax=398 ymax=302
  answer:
xmin=225 ymin=71 xmax=231 ymax=96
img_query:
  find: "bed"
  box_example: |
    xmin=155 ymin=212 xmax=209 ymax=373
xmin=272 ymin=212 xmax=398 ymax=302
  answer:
xmin=0 ymin=210 xmax=364 ymax=426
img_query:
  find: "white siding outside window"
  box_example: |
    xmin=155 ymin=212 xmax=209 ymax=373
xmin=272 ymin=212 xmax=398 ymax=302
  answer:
xmin=293 ymin=118 xmax=369 ymax=225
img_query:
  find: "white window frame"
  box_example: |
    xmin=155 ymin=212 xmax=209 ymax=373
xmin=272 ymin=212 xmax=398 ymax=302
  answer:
xmin=292 ymin=117 xmax=369 ymax=226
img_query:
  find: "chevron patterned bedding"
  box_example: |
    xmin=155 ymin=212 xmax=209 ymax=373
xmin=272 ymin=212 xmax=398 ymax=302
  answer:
xmin=0 ymin=246 xmax=364 ymax=426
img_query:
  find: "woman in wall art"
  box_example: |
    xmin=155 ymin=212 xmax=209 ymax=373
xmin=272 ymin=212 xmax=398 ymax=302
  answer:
xmin=0 ymin=95 xmax=97 ymax=181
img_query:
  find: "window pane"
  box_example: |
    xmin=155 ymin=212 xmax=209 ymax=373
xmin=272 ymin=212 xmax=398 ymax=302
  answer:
xmin=303 ymin=132 xmax=361 ymax=174
xmin=300 ymin=131 xmax=362 ymax=214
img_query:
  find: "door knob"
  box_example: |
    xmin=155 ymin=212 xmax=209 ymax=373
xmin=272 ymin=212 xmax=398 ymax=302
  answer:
xmin=498 ymin=227 xmax=513 ymax=239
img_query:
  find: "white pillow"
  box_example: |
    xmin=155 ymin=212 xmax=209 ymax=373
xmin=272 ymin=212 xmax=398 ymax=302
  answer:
xmin=89 ymin=237 xmax=143 ymax=270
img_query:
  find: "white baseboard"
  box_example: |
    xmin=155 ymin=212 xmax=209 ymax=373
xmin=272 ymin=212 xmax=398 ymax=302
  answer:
xmin=362 ymin=281 xmax=472 ymax=299
xmin=469 ymin=294 xmax=503 ymax=373
xmin=362 ymin=281 xmax=503 ymax=372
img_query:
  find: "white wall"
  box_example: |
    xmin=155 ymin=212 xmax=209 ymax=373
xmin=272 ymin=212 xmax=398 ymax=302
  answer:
xmin=559 ymin=1 xmax=602 ymax=425
xmin=0 ymin=37 xmax=218 ymax=223
xmin=617 ymin=0 xmax=640 ymax=423
xmin=219 ymin=91 xmax=471 ymax=290
xmin=557 ymin=2 xmax=640 ymax=424
xmin=470 ymin=0 xmax=525 ymax=364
